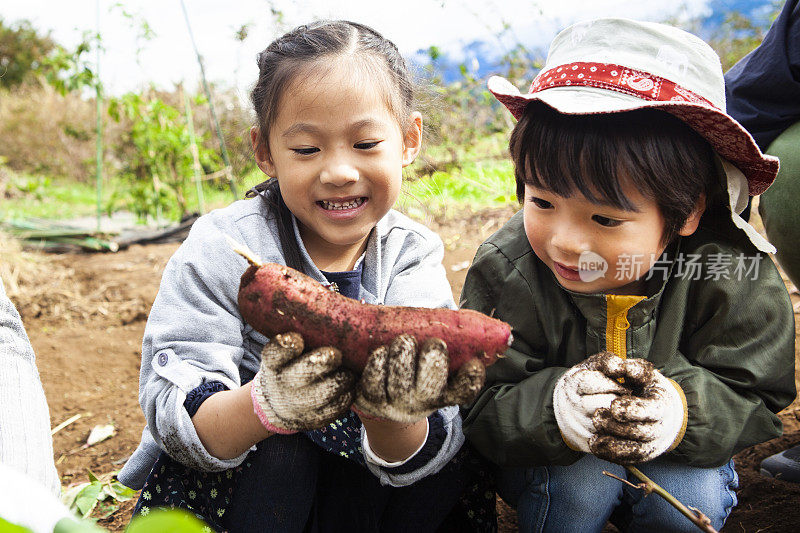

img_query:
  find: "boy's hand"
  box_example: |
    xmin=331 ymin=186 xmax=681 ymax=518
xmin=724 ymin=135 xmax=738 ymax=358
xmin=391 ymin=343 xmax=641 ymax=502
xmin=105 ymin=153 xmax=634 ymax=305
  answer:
xmin=354 ymin=334 xmax=485 ymax=423
xmin=553 ymin=352 xmax=631 ymax=452
xmin=251 ymin=332 xmax=356 ymax=434
xmin=589 ymin=366 xmax=686 ymax=465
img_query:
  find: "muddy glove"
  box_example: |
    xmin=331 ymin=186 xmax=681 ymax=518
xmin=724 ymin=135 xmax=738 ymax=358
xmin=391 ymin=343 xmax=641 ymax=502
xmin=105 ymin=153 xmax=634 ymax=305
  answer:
xmin=552 ymin=351 xmax=631 ymax=452
xmin=251 ymin=332 xmax=357 ymax=434
xmin=590 ymin=360 xmax=686 ymax=465
xmin=354 ymin=334 xmax=486 ymax=424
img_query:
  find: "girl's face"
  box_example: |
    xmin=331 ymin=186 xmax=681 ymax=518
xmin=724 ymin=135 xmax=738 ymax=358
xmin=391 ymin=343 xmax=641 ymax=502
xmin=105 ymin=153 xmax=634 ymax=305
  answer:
xmin=523 ymin=179 xmax=702 ymax=295
xmin=254 ymin=61 xmax=421 ymax=271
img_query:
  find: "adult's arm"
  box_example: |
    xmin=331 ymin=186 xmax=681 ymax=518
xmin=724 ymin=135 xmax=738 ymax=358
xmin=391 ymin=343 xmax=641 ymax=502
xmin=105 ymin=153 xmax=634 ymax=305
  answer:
xmin=0 ymin=277 xmax=60 ymax=496
xmin=725 ymin=0 xmax=800 ymax=150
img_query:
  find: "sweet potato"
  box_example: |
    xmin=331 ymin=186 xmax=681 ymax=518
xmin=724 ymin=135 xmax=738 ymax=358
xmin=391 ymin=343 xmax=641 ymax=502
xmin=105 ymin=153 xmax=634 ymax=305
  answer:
xmin=232 ymin=246 xmax=512 ymax=374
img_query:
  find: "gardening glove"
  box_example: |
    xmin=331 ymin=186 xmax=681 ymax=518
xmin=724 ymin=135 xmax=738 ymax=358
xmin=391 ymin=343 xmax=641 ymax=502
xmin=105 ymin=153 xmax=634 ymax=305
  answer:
xmin=590 ymin=360 xmax=686 ymax=465
xmin=251 ymin=332 xmax=357 ymax=434
xmin=552 ymin=351 xmax=632 ymax=453
xmin=354 ymin=334 xmax=486 ymax=424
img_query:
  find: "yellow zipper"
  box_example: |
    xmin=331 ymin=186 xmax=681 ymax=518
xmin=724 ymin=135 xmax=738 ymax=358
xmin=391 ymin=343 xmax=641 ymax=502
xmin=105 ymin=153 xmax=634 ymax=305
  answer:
xmin=605 ymin=294 xmax=645 ymax=358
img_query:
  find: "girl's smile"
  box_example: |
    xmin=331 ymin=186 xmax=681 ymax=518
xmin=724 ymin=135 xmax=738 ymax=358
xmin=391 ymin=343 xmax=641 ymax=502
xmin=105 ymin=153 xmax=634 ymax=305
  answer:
xmin=316 ymin=196 xmax=369 ymax=220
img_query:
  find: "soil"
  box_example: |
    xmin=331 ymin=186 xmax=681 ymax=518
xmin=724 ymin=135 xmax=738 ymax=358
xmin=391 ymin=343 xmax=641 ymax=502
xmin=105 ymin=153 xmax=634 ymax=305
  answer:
xmin=12 ymin=205 xmax=800 ymax=532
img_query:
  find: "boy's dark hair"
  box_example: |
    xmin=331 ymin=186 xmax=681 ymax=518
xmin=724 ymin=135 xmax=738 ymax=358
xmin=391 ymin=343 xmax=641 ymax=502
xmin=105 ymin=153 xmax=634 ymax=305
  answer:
xmin=510 ymin=101 xmax=718 ymax=245
xmin=246 ymin=20 xmax=416 ymax=273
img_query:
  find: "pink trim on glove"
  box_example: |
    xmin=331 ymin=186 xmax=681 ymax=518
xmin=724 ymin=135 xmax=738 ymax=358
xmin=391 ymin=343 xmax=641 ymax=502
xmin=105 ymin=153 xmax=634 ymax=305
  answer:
xmin=250 ymin=380 xmax=296 ymax=435
xmin=351 ymin=405 xmax=389 ymax=423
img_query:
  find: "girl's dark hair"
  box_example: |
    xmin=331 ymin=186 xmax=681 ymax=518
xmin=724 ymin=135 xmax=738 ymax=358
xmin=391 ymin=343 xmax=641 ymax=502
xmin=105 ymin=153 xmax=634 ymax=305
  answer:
xmin=246 ymin=20 xmax=415 ymax=272
xmin=510 ymin=101 xmax=718 ymax=245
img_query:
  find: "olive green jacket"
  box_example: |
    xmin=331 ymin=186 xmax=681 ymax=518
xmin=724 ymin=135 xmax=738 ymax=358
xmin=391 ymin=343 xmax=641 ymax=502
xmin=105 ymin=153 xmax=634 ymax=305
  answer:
xmin=460 ymin=210 xmax=796 ymax=468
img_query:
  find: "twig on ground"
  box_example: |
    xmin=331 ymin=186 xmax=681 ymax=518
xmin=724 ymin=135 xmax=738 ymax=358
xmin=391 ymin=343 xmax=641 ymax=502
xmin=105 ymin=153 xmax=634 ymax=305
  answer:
xmin=51 ymin=413 xmax=82 ymax=435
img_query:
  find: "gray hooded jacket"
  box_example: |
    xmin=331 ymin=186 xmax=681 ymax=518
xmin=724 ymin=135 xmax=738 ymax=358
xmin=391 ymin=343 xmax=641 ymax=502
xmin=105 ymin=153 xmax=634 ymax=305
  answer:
xmin=119 ymin=198 xmax=464 ymax=489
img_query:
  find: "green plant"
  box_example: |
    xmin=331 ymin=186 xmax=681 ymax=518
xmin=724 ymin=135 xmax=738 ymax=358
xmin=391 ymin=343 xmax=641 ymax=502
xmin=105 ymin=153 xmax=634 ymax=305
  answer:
xmin=108 ymin=92 xmax=222 ymax=222
xmin=706 ymin=8 xmax=777 ymax=70
xmin=0 ymin=517 xmax=31 ymax=532
xmin=126 ymin=509 xmax=209 ymax=533
xmin=61 ymin=470 xmax=136 ymax=521
xmin=399 ymin=157 xmax=517 ymax=219
xmin=0 ymin=509 xmax=209 ymax=533
xmin=10 ymin=175 xmax=51 ymax=199
xmin=38 ymin=34 xmax=97 ymax=96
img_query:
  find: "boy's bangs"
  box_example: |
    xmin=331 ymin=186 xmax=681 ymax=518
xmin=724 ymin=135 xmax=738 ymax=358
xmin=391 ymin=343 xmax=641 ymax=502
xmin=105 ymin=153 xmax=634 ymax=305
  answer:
xmin=515 ymin=108 xmax=641 ymax=211
xmin=518 ymin=123 xmax=640 ymax=211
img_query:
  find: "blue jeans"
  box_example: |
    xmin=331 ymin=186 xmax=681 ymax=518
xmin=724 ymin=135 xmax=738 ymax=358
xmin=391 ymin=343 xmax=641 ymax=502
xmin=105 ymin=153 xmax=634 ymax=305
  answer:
xmin=498 ymin=454 xmax=738 ymax=533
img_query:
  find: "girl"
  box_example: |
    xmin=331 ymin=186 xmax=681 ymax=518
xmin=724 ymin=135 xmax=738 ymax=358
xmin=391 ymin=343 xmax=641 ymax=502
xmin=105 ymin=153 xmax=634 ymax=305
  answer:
xmin=118 ymin=20 xmax=487 ymax=532
xmin=460 ymin=18 xmax=796 ymax=532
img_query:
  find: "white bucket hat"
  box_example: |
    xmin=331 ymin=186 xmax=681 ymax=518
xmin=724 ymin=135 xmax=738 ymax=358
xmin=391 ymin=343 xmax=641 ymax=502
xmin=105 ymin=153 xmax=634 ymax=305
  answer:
xmin=489 ymin=18 xmax=778 ymax=253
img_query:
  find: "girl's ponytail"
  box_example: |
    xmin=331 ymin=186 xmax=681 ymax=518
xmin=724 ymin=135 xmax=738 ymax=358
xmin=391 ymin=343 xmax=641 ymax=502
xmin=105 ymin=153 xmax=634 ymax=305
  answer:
xmin=245 ymin=180 xmax=307 ymax=273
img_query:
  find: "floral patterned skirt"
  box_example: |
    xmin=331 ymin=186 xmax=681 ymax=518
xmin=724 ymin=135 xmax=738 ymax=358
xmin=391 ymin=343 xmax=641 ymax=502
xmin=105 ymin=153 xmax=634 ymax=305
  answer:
xmin=131 ymin=438 xmax=496 ymax=532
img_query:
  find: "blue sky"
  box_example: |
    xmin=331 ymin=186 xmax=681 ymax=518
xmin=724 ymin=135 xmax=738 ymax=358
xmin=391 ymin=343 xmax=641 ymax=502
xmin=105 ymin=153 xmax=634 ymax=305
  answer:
xmin=1 ymin=0 xmax=740 ymax=96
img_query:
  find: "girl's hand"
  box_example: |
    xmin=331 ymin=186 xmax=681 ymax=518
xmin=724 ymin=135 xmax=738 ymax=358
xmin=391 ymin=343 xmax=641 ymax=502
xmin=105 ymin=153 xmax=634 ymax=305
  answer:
xmin=251 ymin=332 xmax=356 ymax=434
xmin=353 ymin=334 xmax=486 ymax=423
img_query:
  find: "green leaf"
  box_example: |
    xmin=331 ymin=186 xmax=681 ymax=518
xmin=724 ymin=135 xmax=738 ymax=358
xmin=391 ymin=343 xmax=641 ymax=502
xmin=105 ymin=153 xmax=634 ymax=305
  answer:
xmin=93 ymin=500 xmax=119 ymax=520
xmin=127 ymin=509 xmax=210 ymax=533
xmin=53 ymin=517 xmax=104 ymax=533
xmin=0 ymin=517 xmax=33 ymax=532
xmin=108 ymin=481 xmax=137 ymax=502
xmin=61 ymin=481 xmax=91 ymax=509
xmin=74 ymin=482 xmax=103 ymax=518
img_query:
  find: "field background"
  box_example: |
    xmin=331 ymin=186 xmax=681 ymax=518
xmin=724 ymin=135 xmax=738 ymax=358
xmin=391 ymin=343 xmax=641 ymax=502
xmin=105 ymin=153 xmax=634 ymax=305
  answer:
xmin=2 ymin=2 xmax=799 ymax=531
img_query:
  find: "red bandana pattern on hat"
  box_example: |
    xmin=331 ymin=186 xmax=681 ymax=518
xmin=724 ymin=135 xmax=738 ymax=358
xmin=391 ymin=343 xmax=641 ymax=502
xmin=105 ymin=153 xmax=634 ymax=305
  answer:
xmin=530 ymin=62 xmax=716 ymax=109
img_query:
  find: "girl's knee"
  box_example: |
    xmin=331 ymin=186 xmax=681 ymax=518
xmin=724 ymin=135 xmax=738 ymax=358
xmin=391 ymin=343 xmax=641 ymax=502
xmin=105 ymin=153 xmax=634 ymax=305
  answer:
xmin=496 ymin=466 xmax=533 ymax=508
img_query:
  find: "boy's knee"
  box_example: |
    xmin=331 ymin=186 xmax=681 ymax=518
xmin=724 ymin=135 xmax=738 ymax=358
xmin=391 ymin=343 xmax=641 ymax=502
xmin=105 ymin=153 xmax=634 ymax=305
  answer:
xmin=629 ymin=461 xmax=738 ymax=532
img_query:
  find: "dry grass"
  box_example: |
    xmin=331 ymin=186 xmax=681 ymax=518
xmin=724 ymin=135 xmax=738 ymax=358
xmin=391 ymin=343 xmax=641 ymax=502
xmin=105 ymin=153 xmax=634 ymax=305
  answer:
xmin=0 ymin=84 xmax=128 ymax=182
xmin=1 ymin=232 xmax=96 ymax=323
xmin=0 ymin=84 xmax=94 ymax=180
xmin=0 ymin=232 xmax=154 ymax=326
xmin=0 ymin=233 xmax=85 ymax=327
xmin=0 ymin=231 xmax=53 ymax=299
xmin=0 ymin=83 xmax=254 ymax=183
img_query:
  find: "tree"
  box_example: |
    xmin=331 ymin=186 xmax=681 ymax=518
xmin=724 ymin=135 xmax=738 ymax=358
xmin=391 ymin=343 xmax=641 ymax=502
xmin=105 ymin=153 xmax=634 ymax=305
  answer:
xmin=0 ymin=18 xmax=56 ymax=88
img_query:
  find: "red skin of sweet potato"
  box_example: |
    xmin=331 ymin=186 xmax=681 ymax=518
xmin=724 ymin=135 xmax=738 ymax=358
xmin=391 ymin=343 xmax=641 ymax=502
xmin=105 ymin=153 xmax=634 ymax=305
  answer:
xmin=238 ymin=263 xmax=511 ymax=374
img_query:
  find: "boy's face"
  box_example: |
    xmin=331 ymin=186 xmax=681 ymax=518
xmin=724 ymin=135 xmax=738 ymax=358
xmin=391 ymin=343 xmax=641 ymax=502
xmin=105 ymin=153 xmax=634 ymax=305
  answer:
xmin=522 ymin=179 xmax=672 ymax=295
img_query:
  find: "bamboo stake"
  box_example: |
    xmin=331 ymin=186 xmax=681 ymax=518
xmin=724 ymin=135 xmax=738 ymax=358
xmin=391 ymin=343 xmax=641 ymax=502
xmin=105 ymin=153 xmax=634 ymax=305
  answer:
xmin=183 ymin=87 xmax=206 ymax=214
xmin=95 ymin=0 xmax=103 ymax=233
xmin=180 ymin=0 xmax=239 ymax=200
